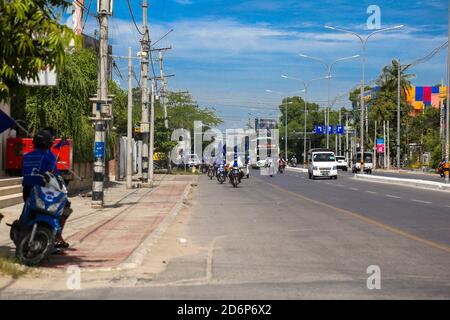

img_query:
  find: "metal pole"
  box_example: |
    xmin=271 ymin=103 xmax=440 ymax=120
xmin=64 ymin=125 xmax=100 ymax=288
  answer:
xmin=387 ymin=120 xmax=390 ymax=169
xmin=374 ymin=120 xmax=377 ymax=169
xmin=397 ymin=59 xmax=401 ymax=170
xmin=91 ymin=0 xmax=110 ymax=208
xmin=126 ymin=47 xmax=133 ymax=189
xmin=360 ymin=45 xmax=366 ymax=174
xmin=285 ymin=98 xmax=288 ymax=158
xmin=149 ymin=78 xmax=155 ymax=184
xmin=304 ymin=88 xmax=307 ymax=167
xmin=140 ymin=0 xmax=150 ymax=184
xmin=327 ymin=71 xmax=331 ymax=148
xmin=345 ymin=113 xmax=349 ymax=162
xmin=383 ymin=121 xmax=386 ymax=168
xmin=158 ymin=51 xmax=171 ymax=173
xmin=446 ymin=0 xmax=450 ymax=183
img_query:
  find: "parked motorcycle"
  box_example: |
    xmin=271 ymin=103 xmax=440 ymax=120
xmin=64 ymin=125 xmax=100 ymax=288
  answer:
xmin=8 ymin=171 xmax=69 ymax=266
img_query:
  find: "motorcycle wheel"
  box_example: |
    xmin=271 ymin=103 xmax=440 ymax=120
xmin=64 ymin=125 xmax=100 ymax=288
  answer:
xmin=9 ymin=219 xmax=21 ymax=247
xmin=16 ymin=226 xmax=55 ymax=266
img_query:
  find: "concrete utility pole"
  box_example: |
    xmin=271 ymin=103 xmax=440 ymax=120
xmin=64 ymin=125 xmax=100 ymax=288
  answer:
xmin=387 ymin=120 xmax=390 ymax=169
xmin=149 ymin=77 xmax=155 ymax=184
xmin=157 ymin=49 xmax=172 ymax=172
xmin=374 ymin=120 xmax=377 ymax=169
xmin=91 ymin=0 xmax=113 ymax=208
xmin=126 ymin=47 xmax=133 ymax=189
xmin=345 ymin=113 xmax=349 ymax=161
xmin=397 ymin=59 xmax=401 ymax=170
xmin=140 ymin=0 xmax=150 ymax=185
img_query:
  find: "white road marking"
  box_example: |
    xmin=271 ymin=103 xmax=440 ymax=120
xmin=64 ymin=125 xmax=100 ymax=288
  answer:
xmin=365 ymin=191 xmax=377 ymax=194
xmin=411 ymin=199 xmax=432 ymax=204
xmin=349 ymin=187 xmax=359 ymax=191
xmin=386 ymin=195 xmax=401 ymax=199
xmin=337 ymin=184 xmax=345 ymax=187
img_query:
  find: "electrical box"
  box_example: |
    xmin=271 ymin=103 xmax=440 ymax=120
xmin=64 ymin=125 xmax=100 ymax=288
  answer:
xmin=101 ymin=104 xmax=112 ymax=117
xmin=97 ymin=0 xmax=114 ymax=15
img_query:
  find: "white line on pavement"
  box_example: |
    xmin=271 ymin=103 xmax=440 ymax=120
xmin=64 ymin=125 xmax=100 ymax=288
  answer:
xmin=349 ymin=187 xmax=359 ymax=191
xmin=411 ymin=199 xmax=432 ymax=204
xmin=365 ymin=191 xmax=377 ymax=194
xmin=337 ymin=184 xmax=345 ymax=187
xmin=386 ymin=195 xmax=401 ymax=199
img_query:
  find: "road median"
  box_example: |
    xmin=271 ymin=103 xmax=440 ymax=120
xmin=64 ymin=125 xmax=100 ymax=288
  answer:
xmin=354 ymin=173 xmax=450 ymax=192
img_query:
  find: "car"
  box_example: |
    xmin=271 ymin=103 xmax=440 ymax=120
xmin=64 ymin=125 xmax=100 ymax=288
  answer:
xmin=335 ymin=156 xmax=348 ymax=171
xmin=186 ymin=154 xmax=201 ymax=167
xmin=351 ymin=152 xmax=373 ymax=174
xmin=307 ymin=148 xmax=338 ymax=180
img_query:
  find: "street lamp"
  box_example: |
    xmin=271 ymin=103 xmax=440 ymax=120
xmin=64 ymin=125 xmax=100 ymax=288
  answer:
xmin=298 ymin=54 xmax=360 ymax=149
xmin=265 ymin=90 xmax=295 ymax=159
xmin=281 ymin=75 xmax=330 ymax=166
xmin=325 ymin=24 xmax=404 ymax=173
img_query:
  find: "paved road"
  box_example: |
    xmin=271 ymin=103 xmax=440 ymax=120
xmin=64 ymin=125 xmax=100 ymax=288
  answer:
xmin=5 ymin=170 xmax=450 ymax=299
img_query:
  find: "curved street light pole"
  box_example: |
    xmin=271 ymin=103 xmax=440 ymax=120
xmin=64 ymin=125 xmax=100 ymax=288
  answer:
xmin=281 ymin=75 xmax=330 ymax=166
xmin=299 ymin=54 xmax=360 ymax=149
xmin=325 ymin=25 xmax=404 ymax=173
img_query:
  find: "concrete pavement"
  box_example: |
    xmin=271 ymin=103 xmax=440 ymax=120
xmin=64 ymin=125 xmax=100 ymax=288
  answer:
xmin=0 ymin=175 xmax=195 ymax=271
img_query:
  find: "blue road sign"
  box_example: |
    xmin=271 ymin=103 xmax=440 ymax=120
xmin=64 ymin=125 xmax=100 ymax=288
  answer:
xmin=336 ymin=125 xmax=344 ymax=135
xmin=327 ymin=125 xmax=334 ymax=134
xmin=314 ymin=125 xmax=324 ymax=134
xmin=94 ymin=141 xmax=105 ymax=159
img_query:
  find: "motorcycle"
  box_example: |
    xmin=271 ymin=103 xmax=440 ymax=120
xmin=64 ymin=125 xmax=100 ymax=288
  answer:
xmin=8 ymin=171 xmax=69 ymax=266
xmin=207 ymin=165 xmax=215 ymax=180
xmin=216 ymin=165 xmax=226 ymax=184
xmin=290 ymin=159 xmax=297 ymax=167
xmin=278 ymin=162 xmax=286 ymax=174
xmin=229 ymin=166 xmax=241 ymax=188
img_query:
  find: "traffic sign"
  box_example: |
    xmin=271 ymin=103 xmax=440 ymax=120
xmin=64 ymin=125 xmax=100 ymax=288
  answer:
xmin=314 ymin=125 xmax=324 ymax=134
xmin=327 ymin=125 xmax=334 ymax=134
xmin=336 ymin=125 xmax=344 ymax=135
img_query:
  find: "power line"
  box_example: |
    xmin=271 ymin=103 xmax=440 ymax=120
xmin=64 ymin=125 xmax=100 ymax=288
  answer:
xmin=126 ymin=0 xmax=144 ymax=35
xmin=82 ymin=0 xmax=92 ymax=32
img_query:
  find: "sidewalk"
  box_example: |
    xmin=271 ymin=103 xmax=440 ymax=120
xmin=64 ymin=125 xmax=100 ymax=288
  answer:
xmin=0 ymin=174 xmax=195 ymax=270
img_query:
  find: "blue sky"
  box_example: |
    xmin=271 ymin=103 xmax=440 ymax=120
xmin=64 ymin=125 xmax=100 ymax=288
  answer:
xmin=74 ymin=0 xmax=448 ymax=129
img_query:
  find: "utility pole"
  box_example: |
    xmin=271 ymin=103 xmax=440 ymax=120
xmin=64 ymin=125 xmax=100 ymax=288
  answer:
xmin=397 ymin=59 xmax=401 ymax=170
xmin=446 ymin=0 xmax=450 ymax=184
xmin=149 ymin=77 xmax=155 ymax=184
xmin=91 ymin=0 xmax=113 ymax=208
xmin=158 ymin=49 xmax=171 ymax=173
xmin=383 ymin=121 xmax=386 ymax=168
xmin=387 ymin=120 xmax=390 ymax=169
xmin=140 ymin=0 xmax=150 ymax=185
xmin=374 ymin=120 xmax=377 ymax=169
xmin=345 ymin=113 xmax=349 ymax=161
xmin=127 ymin=47 xmax=133 ymax=189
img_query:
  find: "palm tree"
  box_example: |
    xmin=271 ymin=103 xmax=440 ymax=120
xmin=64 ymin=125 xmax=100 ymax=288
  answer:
xmin=377 ymin=59 xmax=415 ymax=96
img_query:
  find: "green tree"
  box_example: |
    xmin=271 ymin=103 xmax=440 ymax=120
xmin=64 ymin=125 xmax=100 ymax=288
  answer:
xmin=0 ymin=0 xmax=73 ymax=100
xmin=11 ymin=48 xmax=97 ymax=162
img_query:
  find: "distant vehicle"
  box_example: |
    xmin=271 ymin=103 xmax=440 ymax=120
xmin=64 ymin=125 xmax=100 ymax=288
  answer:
xmin=307 ymin=148 xmax=338 ymax=180
xmin=335 ymin=156 xmax=348 ymax=171
xmin=352 ymin=152 xmax=373 ymax=174
xmin=186 ymin=154 xmax=201 ymax=167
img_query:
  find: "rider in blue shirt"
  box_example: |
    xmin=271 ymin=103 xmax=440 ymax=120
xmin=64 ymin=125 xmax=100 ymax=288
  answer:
xmin=22 ymin=129 xmax=70 ymax=248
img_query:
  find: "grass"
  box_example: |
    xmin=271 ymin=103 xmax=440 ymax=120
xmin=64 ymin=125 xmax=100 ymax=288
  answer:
xmin=0 ymin=255 xmax=28 ymax=279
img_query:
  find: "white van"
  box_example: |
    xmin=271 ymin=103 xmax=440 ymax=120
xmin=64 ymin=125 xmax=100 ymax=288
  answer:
xmin=307 ymin=149 xmax=338 ymax=180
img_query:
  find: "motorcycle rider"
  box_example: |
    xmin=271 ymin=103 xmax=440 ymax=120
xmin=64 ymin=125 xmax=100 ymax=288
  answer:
xmin=22 ymin=129 xmax=72 ymax=249
xmin=290 ymin=155 xmax=297 ymax=166
xmin=265 ymin=155 xmax=275 ymax=176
